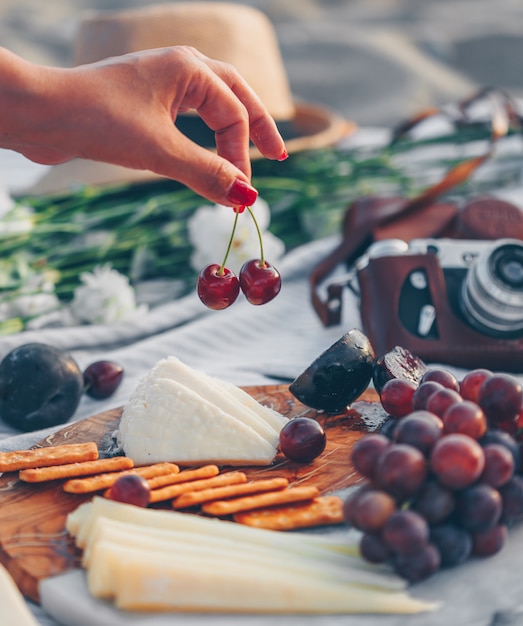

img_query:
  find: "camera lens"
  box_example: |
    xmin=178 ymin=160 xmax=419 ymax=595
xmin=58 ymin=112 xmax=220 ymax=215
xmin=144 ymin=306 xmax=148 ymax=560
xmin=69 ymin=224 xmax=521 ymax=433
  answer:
xmin=461 ymin=239 xmax=523 ymax=337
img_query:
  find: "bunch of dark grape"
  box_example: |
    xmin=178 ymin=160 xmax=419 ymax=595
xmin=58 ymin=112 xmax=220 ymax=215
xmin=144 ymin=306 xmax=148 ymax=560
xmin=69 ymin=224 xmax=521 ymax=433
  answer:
xmin=344 ymin=367 xmax=523 ymax=583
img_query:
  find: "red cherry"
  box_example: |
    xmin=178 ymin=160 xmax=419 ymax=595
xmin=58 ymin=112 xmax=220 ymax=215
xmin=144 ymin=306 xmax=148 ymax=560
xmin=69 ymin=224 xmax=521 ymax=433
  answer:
xmin=239 ymin=259 xmax=281 ymax=305
xmin=197 ymin=264 xmax=240 ymax=310
xmin=83 ymin=360 xmax=124 ymax=399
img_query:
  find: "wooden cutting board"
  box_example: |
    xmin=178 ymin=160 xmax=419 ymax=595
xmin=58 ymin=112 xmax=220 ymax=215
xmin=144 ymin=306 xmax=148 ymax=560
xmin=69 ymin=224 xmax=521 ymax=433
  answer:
xmin=0 ymin=384 xmax=383 ymax=604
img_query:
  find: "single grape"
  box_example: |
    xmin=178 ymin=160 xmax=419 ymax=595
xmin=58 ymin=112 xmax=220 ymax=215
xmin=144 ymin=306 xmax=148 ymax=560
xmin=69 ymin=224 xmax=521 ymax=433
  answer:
xmin=412 ymin=381 xmax=444 ymax=411
xmin=108 ymin=474 xmax=150 ymax=507
xmin=197 ymin=264 xmax=240 ymax=310
xmin=455 ymin=483 xmax=502 ymax=532
xmin=342 ymin=485 xmax=370 ymax=526
xmin=442 ymin=401 xmax=487 ymax=440
xmin=478 ymin=374 xmax=523 ymax=424
xmin=480 ymin=443 xmax=515 ymax=487
xmin=359 ymin=532 xmax=391 ymax=564
xmin=479 ymin=429 xmax=521 ymax=473
xmin=430 ymin=434 xmax=485 ymax=489
xmin=471 ymin=523 xmax=508 ymax=557
xmin=349 ymin=488 xmax=396 ymax=533
xmin=421 ymin=369 xmax=460 ymax=392
xmin=430 ymin=524 xmax=472 ymax=568
xmin=375 ymin=443 xmax=428 ymax=501
xmin=350 ymin=433 xmax=391 ymax=479
xmin=279 ymin=417 xmax=326 ymax=463
xmin=239 ymin=259 xmax=281 ymax=305
xmin=426 ymin=388 xmax=463 ymax=419
xmin=499 ymin=475 xmax=523 ymax=523
xmin=382 ymin=509 xmax=429 ymax=555
xmin=394 ymin=410 xmax=443 ymax=456
xmin=83 ymin=360 xmax=124 ymax=399
xmin=460 ymin=369 xmax=493 ymax=403
xmin=393 ymin=543 xmax=441 ymax=583
xmin=410 ymin=480 xmax=456 ymax=525
xmin=379 ymin=378 xmax=417 ymax=418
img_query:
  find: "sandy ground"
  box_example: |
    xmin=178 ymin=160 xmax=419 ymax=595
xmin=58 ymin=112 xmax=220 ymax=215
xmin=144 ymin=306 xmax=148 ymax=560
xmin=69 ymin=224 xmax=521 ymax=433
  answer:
xmin=2 ymin=0 xmax=523 ymax=126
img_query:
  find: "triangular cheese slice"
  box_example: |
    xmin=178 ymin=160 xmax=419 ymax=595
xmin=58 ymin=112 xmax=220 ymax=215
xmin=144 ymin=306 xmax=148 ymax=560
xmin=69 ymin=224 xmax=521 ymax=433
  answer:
xmin=118 ymin=377 xmax=277 ymax=466
xmin=149 ymin=357 xmax=282 ymax=446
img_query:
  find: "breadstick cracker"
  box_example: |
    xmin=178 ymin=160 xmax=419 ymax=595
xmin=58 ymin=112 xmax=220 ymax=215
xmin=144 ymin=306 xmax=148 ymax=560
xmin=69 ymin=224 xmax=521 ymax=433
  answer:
xmin=147 ymin=464 xmax=218 ymax=490
xmin=63 ymin=462 xmax=179 ymax=494
xmin=233 ymin=495 xmax=344 ymax=530
xmin=201 ymin=485 xmax=320 ymax=516
xmin=19 ymin=456 xmax=133 ymax=483
xmin=172 ymin=477 xmax=289 ymax=509
xmin=149 ymin=471 xmax=246 ymax=504
xmin=0 ymin=442 xmax=98 ymax=473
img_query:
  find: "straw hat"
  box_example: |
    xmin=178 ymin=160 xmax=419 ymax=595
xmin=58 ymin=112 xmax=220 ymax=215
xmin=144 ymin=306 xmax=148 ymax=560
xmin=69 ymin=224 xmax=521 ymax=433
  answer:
xmin=29 ymin=2 xmax=355 ymax=194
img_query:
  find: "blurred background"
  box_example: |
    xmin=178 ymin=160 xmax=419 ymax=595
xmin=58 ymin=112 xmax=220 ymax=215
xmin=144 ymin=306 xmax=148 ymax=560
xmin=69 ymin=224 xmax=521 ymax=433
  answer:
xmin=2 ymin=0 xmax=523 ymax=128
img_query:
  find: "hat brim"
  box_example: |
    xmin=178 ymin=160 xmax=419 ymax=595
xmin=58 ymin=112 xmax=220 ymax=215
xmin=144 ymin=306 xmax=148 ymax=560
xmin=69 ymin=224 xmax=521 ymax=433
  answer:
xmin=25 ymin=102 xmax=356 ymax=196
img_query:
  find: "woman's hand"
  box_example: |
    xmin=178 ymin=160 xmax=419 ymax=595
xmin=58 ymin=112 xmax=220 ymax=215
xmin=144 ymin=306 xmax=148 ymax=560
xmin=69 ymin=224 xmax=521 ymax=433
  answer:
xmin=0 ymin=46 xmax=287 ymax=206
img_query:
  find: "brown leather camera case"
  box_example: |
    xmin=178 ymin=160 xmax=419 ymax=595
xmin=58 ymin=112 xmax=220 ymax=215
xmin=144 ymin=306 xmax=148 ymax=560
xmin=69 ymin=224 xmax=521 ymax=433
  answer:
xmin=358 ymin=253 xmax=523 ymax=372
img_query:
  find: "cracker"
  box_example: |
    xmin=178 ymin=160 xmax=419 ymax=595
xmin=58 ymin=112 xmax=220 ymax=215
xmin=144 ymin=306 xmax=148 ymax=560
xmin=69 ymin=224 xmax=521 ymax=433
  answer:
xmin=233 ymin=495 xmax=344 ymax=530
xmin=172 ymin=477 xmax=289 ymax=509
xmin=147 ymin=464 xmax=218 ymax=490
xmin=149 ymin=470 xmax=246 ymax=504
xmin=19 ymin=456 xmax=133 ymax=483
xmin=0 ymin=442 xmax=98 ymax=473
xmin=63 ymin=462 xmax=179 ymax=494
xmin=201 ymin=485 xmax=320 ymax=516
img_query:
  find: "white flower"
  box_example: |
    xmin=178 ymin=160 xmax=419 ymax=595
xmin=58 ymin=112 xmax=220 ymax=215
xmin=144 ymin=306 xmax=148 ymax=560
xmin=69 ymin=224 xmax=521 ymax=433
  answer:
xmin=70 ymin=264 xmax=148 ymax=325
xmin=0 ymin=267 xmax=62 ymax=323
xmin=10 ymin=292 xmax=61 ymax=318
xmin=0 ymin=189 xmax=34 ymax=235
xmin=188 ymin=197 xmax=285 ymax=275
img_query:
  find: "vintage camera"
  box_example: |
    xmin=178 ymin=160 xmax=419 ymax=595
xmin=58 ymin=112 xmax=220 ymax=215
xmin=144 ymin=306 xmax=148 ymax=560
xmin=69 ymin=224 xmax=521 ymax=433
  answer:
xmin=404 ymin=238 xmax=523 ymax=339
xmin=353 ymin=238 xmax=523 ymax=371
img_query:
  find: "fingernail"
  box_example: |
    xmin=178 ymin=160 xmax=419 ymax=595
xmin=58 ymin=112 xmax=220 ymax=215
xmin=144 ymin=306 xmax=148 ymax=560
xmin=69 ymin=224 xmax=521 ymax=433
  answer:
xmin=278 ymin=149 xmax=289 ymax=161
xmin=227 ymin=179 xmax=258 ymax=206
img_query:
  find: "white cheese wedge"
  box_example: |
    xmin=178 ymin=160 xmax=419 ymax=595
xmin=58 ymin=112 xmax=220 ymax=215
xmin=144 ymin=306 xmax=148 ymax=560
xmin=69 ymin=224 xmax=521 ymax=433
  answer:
xmin=0 ymin=563 xmax=39 ymax=626
xmin=118 ymin=377 xmax=278 ymax=465
xmin=67 ymin=499 xmax=437 ymax=615
xmin=86 ymin=538 xmax=432 ymax=614
xmin=147 ymin=356 xmax=282 ymax=446
xmin=81 ymin=516 xmax=405 ymax=592
xmin=220 ymin=378 xmax=289 ymax=431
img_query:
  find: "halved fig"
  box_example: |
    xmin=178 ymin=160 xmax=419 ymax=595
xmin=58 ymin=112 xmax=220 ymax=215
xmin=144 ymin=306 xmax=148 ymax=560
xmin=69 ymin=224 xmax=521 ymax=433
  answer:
xmin=289 ymin=329 xmax=375 ymax=414
xmin=372 ymin=346 xmax=427 ymax=395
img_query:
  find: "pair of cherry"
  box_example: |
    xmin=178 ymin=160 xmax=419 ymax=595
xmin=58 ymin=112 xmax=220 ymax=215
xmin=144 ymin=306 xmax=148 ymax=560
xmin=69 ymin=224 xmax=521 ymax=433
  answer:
xmin=197 ymin=206 xmax=281 ymax=310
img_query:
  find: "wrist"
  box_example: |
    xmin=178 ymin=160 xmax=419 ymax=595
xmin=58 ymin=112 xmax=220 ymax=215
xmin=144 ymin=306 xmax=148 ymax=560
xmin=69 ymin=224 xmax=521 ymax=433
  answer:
xmin=0 ymin=48 xmax=72 ymax=162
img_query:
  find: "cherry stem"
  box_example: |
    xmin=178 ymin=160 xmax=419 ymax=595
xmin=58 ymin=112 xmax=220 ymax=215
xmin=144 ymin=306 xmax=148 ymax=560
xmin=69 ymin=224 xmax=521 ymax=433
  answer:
xmin=247 ymin=206 xmax=266 ymax=266
xmin=219 ymin=209 xmax=240 ymax=275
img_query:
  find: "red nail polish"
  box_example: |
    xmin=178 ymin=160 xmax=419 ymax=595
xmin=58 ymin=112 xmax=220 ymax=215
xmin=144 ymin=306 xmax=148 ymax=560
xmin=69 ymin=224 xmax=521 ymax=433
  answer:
xmin=278 ymin=149 xmax=289 ymax=161
xmin=227 ymin=179 xmax=258 ymax=207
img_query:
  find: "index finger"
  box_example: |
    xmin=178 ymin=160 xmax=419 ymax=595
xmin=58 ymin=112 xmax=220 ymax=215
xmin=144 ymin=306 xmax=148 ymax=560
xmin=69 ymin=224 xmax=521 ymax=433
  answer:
xmin=182 ymin=53 xmax=287 ymax=174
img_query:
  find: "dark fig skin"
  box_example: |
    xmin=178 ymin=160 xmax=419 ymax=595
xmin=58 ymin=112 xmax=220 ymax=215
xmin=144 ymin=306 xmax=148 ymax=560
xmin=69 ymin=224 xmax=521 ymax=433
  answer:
xmin=373 ymin=346 xmax=428 ymax=395
xmin=0 ymin=343 xmax=84 ymax=432
xmin=289 ymin=329 xmax=375 ymax=414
